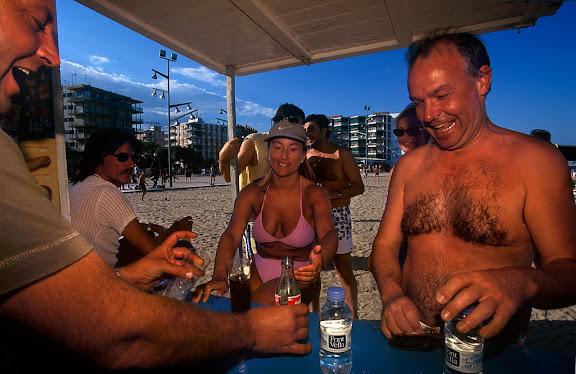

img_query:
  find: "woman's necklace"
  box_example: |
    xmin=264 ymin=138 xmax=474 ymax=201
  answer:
xmin=280 ymin=178 xmax=299 ymax=190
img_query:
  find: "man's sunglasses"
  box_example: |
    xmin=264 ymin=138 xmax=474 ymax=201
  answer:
xmin=272 ymin=115 xmax=302 ymax=125
xmin=393 ymin=127 xmax=424 ymax=137
xmin=109 ymin=153 xmax=139 ymax=163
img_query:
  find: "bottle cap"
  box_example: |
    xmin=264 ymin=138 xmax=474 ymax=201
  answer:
xmin=327 ymin=286 xmax=345 ymax=302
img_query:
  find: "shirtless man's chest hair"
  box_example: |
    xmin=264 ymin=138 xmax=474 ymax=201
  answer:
xmin=398 ymin=149 xmax=534 ymax=325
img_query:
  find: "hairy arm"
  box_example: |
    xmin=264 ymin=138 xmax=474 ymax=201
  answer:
xmin=369 ymin=159 xmax=422 ymax=338
xmin=1 ymin=241 xmax=310 ymax=369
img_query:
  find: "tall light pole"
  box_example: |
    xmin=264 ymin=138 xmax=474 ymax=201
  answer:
xmin=151 ymin=49 xmax=196 ymax=187
xmin=364 ymin=105 xmax=370 ymax=166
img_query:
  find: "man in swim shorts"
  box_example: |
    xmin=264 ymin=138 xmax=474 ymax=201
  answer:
xmin=304 ymin=114 xmax=365 ymax=318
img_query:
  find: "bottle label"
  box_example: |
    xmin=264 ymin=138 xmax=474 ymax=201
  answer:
xmin=274 ymin=293 xmax=301 ymax=306
xmin=445 ymin=345 xmax=483 ymax=373
xmin=320 ymin=320 xmax=352 ymax=353
xmin=287 ymin=294 xmax=301 ymax=305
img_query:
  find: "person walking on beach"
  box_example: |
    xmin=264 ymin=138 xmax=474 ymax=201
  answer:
xmin=138 ymin=169 xmax=147 ymax=201
xmin=369 ymin=29 xmax=576 ymax=352
xmin=304 ymin=114 xmax=365 ymax=318
xmin=210 ymin=164 xmax=216 ymax=186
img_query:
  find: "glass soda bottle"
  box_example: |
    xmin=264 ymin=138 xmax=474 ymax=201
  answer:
xmin=274 ymin=256 xmax=301 ymax=305
xmin=444 ymin=304 xmax=484 ymax=374
xmin=319 ymin=286 xmax=353 ymax=374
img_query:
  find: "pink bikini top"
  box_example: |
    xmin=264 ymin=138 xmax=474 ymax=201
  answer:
xmin=252 ymin=177 xmax=316 ymax=248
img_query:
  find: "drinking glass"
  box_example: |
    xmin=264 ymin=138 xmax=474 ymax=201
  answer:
xmin=227 ymin=257 xmax=251 ymax=312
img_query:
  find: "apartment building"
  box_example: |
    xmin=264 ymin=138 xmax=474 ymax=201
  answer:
xmin=62 ymin=84 xmax=143 ymax=152
xmin=172 ymin=117 xmax=257 ymax=161
xmin=329 ymin=111 xmax=400 ymax=170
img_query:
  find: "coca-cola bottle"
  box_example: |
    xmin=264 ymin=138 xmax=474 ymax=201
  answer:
xmin=275 ymin=256 xmax=301 ymax=305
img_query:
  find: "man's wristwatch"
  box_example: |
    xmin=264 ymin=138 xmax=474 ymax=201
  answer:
xmin=336 ymin=190 xmax=342 ymax=197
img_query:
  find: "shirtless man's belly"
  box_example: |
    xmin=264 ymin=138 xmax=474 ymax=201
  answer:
xmin=400 ymin=156 xmax=534 ymax=327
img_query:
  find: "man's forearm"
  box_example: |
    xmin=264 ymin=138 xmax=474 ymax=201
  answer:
xmin=530 ymin=258 xmax=576 ymax=308
xmin=337 ymin=183 xmax=364 ymax=199
xmin=218 ymin=157 xmax=232 ymax=183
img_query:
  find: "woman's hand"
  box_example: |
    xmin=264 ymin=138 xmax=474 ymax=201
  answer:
xmin=190 ymin=278 xmax=229 ymax=303
xmin=295 ymin=245 xmax=323 ymax=284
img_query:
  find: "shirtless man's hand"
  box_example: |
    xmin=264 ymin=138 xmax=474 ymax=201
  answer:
xmin=380 ymin=292 xmax=423 ymax=339
xmin=437 ymin=267 xmax=534 ymax=339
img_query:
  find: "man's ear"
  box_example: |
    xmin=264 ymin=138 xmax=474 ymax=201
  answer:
xmin=476 ymin=65 xmax=492 ymax=96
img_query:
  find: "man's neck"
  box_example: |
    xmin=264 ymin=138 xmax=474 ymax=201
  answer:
xmin=312 ymin=138 xmax=333 ymax=153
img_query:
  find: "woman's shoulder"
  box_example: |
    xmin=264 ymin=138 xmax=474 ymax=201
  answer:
xmin=300 ymin=176 xmax=325 ymax=196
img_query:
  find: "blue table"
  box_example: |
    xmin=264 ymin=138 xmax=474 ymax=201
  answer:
xmin=193 ymin=297 xmax=575 ymax=374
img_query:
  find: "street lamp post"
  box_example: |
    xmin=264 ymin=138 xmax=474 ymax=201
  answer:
xmin=364 ymin=105 xmax=370 ymax=166
xmin=151 ymin=49 xmax=196 ymax=187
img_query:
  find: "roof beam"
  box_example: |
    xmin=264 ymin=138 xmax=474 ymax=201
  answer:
xmin=228 ymin=0 xmax=312 ymax=65
xmin=385 ymin=0 xmax=414 ymax=48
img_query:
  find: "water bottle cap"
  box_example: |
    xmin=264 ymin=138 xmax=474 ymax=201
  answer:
xmin=327 ymin=286 xmax=345 ymax=301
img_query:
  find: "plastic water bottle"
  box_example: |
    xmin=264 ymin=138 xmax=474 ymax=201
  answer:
xmin=319 ymin=286 xmax=352 ymax=374
xmin=444 ymin=305 xmax=484 ymax=374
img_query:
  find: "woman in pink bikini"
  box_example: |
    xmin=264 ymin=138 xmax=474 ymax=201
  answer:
xmin=192 ymin=117 xmax=338 ymax=307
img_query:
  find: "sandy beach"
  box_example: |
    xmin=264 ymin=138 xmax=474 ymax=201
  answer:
xmin=125 ymin=174 xmax=576 ymax=354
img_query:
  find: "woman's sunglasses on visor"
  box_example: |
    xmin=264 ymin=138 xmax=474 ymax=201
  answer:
xmin=272 ymin=115 xmax=302 ymax=125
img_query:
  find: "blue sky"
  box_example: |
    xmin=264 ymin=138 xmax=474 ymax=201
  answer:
xmin=56 ymin=0 xmax=576 ymax=144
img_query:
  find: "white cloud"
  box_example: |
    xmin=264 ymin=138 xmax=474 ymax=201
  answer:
xmin=89 ymin=55 xmax=110 ymax=65
xmin=172 ymin=66 xmax=225 ymax=87
xmin=236 ymin=100 xmax=275 ymax=118
xmin=59 ymin=59 xmax=274 ymax=132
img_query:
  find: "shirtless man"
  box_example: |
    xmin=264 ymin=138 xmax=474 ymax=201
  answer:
xmin=369 ymin=30 xmax=576 ymax=349
xmin=305 ymin=114 xmax=365 ymax=318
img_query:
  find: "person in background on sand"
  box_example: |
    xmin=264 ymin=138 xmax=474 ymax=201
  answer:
xmin=185 ymin=163 xmax=192 ymax=182
xmin=369 ymin=29 xmax=576 ymax=353
xmin=304 ymin=114 xmax=365 ymax=318
xmin=1 ymin=1 xmax=311 ymax=371
xmin=374 ymin=165 xmax=380 ymax=181
xmin=138 ymin=168 xmax=147 ymax=201
xmin=210 ymin=164 xmax=216 ymax=186
xmin=193 ymin=118 xmax=338 ymax=308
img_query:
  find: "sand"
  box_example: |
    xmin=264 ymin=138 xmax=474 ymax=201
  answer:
xmin=125 ymin=174 xmax=576 ymax=354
